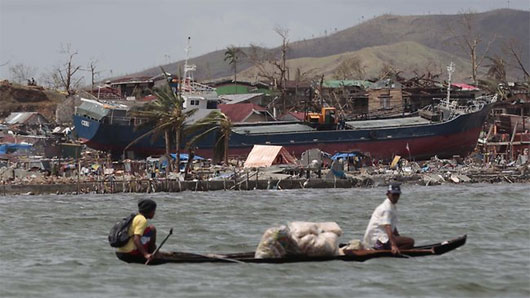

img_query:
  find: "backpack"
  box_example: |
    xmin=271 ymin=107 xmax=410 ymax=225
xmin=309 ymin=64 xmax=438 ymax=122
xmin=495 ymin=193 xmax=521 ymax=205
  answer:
xmin=108 ymin=213 xmax=136 ymax=248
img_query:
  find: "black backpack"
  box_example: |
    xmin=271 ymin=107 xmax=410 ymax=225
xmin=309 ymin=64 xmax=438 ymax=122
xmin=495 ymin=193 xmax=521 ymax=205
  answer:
xmin=108 ymin=213 xmax=136 ymax=247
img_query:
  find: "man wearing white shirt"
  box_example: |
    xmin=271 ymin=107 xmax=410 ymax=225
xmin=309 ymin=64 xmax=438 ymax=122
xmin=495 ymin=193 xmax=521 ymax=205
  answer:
xmin=363 ymin=183 xmax=415 ymax=254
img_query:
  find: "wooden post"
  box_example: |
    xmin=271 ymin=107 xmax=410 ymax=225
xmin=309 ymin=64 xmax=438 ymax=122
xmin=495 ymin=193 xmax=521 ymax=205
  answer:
xmin=255 ymin=168 xmax=259 ymax=190
xmin=510 ymin=122 xmax=519 ymax=161
xmin=76 ymin=148 xmax=80 ymax=195
xmin=246 ymin=171 xmax=249 ymax=190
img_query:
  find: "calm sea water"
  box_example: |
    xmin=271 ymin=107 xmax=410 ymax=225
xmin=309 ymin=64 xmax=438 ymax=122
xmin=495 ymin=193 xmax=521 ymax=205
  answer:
xmin=1 ymin=183 xmax=529 ymax=298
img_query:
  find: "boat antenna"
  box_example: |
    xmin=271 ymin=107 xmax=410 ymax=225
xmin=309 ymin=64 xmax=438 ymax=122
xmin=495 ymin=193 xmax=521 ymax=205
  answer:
xmin=446 ymin=62 xmax=455 ymax=108
xmin=183 ymin=36 xmax=197 ymax=91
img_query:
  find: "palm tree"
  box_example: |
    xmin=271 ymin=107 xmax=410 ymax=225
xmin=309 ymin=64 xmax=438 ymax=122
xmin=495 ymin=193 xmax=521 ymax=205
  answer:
xmin=125 ymin=85 xmax=177 ymax=168
xmin=185 ymin=110 xmax=233 ymax=165
xmin=126 ymin=70 xmax=198 ymax=172
xmin=224 ymin=46 xmax=244 ymax=93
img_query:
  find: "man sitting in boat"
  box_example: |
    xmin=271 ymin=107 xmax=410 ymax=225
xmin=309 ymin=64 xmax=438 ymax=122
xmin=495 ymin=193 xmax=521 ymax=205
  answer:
xmin=115 ymin=199 xmax=158 ymax=263
xmin=363 ymin=183 xmax=414 ymax=254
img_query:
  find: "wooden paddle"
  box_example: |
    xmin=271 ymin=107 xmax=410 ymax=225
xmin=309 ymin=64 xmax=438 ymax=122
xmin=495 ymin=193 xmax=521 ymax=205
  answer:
xmin=202 ymin=253 xmax=245 ymax=264
xmin=145 ymin=228 xmax=173 ymax=265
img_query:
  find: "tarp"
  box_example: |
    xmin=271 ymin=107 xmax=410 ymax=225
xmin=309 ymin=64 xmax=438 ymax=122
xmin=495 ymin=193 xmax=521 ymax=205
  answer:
xmin=244 ymin=145 xmax=298 ymax=168
xmin=331 ymin=152 xmax=360 ymax=160
xmin=170 ymin=153 xmax=204 ymax=161
xmin=0 ymin=143 xmax=32 ymax=154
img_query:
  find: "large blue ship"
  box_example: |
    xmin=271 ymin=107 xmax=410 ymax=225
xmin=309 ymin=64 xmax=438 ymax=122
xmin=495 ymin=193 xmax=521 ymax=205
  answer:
xmin=73 ymin=96 xmax=492 ymax=161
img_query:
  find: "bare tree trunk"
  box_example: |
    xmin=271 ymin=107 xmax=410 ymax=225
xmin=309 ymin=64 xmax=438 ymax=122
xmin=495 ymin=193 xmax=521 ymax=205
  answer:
xmin=175 ymin=130 xmax=181 ymax=173
xmin=224 ymin=134 xmax=229 ymax=166
xmin=234 ymin=62 xmax=237 ymax=94
xmin=184 ymin=150 xmax=194 ymax=180
xmin=164 ymin=130 xmax=171 ymax=171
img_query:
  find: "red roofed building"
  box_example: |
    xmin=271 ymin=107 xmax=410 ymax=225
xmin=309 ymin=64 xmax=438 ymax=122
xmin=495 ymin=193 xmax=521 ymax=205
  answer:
xmin=218 ymin=103 xmax=275 ymax=123
xmin=278 ymin=111 xmax=306 ymax=122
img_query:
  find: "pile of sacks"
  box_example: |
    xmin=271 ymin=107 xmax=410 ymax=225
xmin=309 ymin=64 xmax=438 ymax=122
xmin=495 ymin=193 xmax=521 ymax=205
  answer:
xmin=255 ymin=221 xmax=343 ymax=259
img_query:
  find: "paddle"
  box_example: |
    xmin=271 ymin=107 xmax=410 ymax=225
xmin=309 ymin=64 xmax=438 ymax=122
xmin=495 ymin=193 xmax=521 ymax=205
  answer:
xmin=201 ymin=253 xmax=245 ymax=264
xmin=145 ymin=228 xmax=173 ymax=265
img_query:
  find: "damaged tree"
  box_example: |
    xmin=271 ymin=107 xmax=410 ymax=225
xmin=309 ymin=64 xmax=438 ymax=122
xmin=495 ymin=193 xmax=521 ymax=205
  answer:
xmin=55 ymin=44 xmax=83 ymax=95
xmin=8 ymin=63 xmax=37 ymax=85
xmin=450 ymin=11 xmax=496 ymax=86
xmin=87 ymin=58 xmax=100 ymax=91
xmin=503 ymin=38 xmax=529 ymax=81
xmin=246 ymin=26 xmax=290 ymax=112
xmin=333 ymin=56 xmax=366 ymax=80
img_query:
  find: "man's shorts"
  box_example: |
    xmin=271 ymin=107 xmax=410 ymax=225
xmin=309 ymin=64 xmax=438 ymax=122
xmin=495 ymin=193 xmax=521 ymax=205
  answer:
xmin=115 ymin=226 xmax=155 ymax=263
xmin=374 ymin=239 xmax=391 ymax=250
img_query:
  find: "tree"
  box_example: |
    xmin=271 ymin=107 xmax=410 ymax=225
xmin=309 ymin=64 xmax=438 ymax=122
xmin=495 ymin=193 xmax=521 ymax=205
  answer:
xmin=246 ymin=44 xmax=277 ymax=82
xmin=378 ymin=62 xmax=403 ymax=81
xmin=273 ymin=26 xmax=289 ymax=111
xmin=503 ymin=38 xmax=529 ymax=81
xmin=246 ymin=27 xmax=290 ymax=108
xmin=55 ymin=44 xmax=83 ymax=95
xmin=185 ymin=110 xmax=233 ymax=165
xmin=8 ymin=63 xmax=37 ymax=84
xmin=224 ymin=46 xmax=244 ymax=92
xmin=450 ymin=11 xmax=495 ymax=86
xmin=485 ymin=56 xmax=506 ymax=82
xmin=126 ymin=70 xmax=199 ymax=172
xmin=333 ymin=56 xmax=366 ymax=80
xmin=87 ymin=58 xmax=101 ymax=90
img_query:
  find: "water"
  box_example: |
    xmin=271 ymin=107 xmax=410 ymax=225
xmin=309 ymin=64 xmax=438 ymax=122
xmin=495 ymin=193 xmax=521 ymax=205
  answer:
xmin=1 ymin=183 xmax=529 ymax=297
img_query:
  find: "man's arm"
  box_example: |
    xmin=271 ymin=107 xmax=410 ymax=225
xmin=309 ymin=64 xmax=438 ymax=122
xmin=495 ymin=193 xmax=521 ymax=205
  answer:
xmin=133 ymin=235 xmax=153 ymax=261
xmin=384 ymin=225 xmax=400 ymax=255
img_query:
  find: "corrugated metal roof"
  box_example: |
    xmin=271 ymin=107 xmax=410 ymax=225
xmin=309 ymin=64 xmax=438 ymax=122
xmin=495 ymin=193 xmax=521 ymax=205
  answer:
xmin=219 ymin=103 xmax=270 ymax=122
xmin=219 ymin=93 xmax=263 ymax=104
xmin=232 ymin=123 xmax=314 ymax=135
xmin=323 ymin=80 xmax=373 ymax=89
xmin=4 ymin=112 xmax=45 ymax=125
xmin=77 ymin=101 xmax=111 ymax=120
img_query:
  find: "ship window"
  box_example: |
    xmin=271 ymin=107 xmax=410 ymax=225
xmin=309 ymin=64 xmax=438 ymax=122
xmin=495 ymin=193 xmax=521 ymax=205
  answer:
xmin=206 ymin=100 xmax=217 ymax=109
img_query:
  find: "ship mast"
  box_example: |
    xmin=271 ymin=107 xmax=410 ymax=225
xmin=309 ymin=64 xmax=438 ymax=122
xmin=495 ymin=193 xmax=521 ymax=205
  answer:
xmin=183 ymin=36 xmax=196 ymax=92
xmin=446 ymin=61 xmax=455 ymax=108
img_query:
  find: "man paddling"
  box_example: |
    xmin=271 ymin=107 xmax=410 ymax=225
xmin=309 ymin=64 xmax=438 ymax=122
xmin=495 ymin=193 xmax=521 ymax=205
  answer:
xmin=363 ymin=183 xmax=414 ymax=254
xmin=115 ymin=199 xmax=158 ymax=263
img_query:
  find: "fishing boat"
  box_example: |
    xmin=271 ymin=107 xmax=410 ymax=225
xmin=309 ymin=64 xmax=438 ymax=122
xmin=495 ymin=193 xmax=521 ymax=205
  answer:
xmin=147 ymin=235 xmax=466 ymax=265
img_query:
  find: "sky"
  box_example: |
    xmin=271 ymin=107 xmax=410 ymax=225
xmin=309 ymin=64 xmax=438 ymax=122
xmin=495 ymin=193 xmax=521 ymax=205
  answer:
xmin=1 ymin=0 xmax=529 ymax=83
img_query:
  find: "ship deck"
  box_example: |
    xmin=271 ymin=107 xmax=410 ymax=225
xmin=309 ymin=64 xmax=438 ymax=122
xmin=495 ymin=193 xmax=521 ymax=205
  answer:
xmin=346 ymin=116 xmax=432 ymax=129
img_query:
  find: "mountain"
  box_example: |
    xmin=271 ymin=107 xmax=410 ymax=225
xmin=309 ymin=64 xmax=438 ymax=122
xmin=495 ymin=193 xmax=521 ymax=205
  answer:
xmin=126 ymin=9 xmax=529 ymax=82
xmin=237 ymin=41 xmax=473 ymax=81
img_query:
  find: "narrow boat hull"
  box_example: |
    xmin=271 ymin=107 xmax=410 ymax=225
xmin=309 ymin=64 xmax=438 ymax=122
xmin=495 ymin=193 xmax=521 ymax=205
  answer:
xmin=149 ymin=235 xmax=466 ymax=265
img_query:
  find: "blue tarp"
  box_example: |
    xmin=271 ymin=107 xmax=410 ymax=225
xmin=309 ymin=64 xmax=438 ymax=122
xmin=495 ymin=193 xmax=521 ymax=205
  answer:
xmin=331 ymin=152 xmax=359 ymax=160
xmin=0 ymin=143 xmax=32 ymax=154
xmin=169 ymin=153 xmax=205 ymax=161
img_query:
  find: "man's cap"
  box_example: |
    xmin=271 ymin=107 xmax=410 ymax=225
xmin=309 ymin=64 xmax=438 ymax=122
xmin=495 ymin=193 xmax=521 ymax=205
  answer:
xmin=388 ymin=183 xmax=401 ymax=194
xmin=138 ymin=199 xmax=157 ymax=214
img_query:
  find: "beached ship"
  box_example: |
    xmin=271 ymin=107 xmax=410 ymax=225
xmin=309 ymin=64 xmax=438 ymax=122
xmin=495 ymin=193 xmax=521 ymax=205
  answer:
xmin=73 ymin=95 xmax=492 ymax=161
xmin=74 ymin=54 xmax=492 ymax=161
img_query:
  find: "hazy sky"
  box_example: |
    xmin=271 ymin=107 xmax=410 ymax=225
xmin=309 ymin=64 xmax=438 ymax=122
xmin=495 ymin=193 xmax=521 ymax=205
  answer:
xmin=1 ymin=0 xmax=529 ymax=82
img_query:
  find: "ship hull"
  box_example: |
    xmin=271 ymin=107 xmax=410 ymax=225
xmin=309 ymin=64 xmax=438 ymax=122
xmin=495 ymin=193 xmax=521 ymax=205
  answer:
xmin=74 ymin=104 xmax=490 ymax=161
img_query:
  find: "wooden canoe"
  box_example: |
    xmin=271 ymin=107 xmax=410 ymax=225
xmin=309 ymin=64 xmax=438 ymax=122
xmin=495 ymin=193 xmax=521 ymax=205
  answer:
xmin=151 ymin=235 xmax=466 ymax=265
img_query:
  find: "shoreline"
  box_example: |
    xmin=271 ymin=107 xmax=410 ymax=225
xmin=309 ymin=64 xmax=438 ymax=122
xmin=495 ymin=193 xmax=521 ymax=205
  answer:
xmin=3 ymin=173 xmax=529 ymax=195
